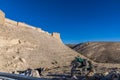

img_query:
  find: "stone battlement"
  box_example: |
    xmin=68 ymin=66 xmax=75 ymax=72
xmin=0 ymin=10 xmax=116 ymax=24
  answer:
xmin=0 ymin=10 xmax=62 ymax=42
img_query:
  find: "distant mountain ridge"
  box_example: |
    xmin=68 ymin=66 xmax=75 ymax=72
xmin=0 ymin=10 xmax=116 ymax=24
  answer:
xmin=67 ymin=42 xmax=120 ymax=63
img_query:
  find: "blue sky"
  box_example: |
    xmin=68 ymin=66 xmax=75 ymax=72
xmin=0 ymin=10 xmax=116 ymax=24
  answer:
xmin=0 ymin=0 xmax=120 ymax=43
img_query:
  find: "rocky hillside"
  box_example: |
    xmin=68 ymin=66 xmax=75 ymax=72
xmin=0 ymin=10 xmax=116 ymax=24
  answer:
xmin=0 ymin=10 xmax=83 ymax=73
xmin=67 ymin=42 xmax=120 ymax=63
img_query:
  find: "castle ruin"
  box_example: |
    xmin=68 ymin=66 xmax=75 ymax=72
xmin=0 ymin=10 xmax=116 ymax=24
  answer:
xmin=0 ymin=10 xmax=62 ymax=42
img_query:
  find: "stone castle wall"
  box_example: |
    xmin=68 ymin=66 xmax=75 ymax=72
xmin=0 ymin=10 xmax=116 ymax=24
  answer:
xmin=5 ymin=18 xmax=18 ymax=26
xmin=0 ymin=10 xmax=62 ymax=42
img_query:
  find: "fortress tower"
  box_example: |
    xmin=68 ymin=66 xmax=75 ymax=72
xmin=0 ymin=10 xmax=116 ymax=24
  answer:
xmin=51 ymin=32 xmax=62 ymax=42
xmin=0 ymin=10 xmax=5 ymax=25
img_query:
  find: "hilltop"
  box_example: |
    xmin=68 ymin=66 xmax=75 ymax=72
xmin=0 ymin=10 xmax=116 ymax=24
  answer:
xmin=67 ymin=42 xmax=120 ymax=63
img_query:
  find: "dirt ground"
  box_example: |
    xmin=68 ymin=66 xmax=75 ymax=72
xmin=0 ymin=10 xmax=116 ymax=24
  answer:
xmin=39 ymin=65 xmax=120 ymax=80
